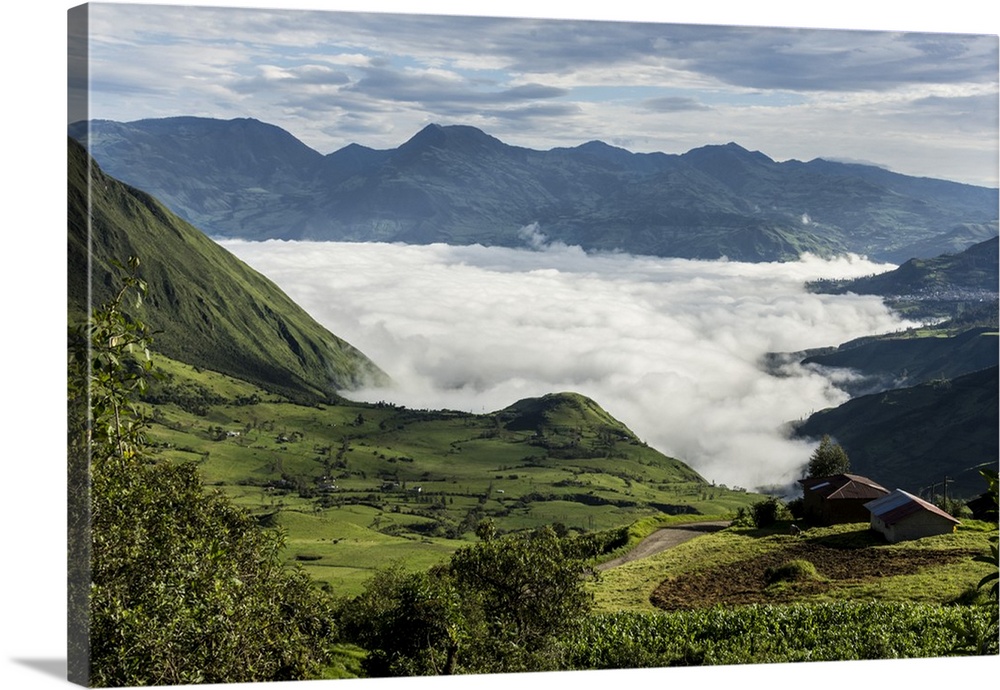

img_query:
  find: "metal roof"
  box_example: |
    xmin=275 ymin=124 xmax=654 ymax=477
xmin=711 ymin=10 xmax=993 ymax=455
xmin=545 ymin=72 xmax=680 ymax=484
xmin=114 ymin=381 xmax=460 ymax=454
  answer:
xmin=864 ymin=489 xmax=961 ymax=526
xmin=799 ymin=473 xmax=890 ymax=500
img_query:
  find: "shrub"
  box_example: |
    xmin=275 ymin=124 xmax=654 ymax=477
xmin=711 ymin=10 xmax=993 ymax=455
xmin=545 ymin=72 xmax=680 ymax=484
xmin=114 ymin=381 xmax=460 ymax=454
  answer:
xmin=764 ymin=559 xmax=821 ymax=585
xmin=743 ymin=497 xmax=789 ymax=528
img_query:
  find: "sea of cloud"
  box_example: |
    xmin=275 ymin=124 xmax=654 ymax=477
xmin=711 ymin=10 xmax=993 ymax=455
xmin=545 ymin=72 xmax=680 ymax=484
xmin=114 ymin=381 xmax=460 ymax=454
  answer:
xmin=220 ymin=237 xmax=913 ymax=494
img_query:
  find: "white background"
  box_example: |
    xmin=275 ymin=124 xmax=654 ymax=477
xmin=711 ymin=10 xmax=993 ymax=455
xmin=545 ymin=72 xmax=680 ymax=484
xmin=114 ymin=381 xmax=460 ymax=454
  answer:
xmin=2 ymin=1 xmax=998 ymax=689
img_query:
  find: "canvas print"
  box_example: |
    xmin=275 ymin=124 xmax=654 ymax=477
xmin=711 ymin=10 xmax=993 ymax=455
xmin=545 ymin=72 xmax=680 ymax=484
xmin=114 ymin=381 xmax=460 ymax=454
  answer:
xmin=67 ymin=1 xmax=999 ymax=687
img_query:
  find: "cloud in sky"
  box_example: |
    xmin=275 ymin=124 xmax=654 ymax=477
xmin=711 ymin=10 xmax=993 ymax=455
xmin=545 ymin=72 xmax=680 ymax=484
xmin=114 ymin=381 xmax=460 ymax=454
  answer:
xmin=219 ymin=238 xmax=911 ymax=493
xmin=74 ymin=1 xmax=999 ymax=186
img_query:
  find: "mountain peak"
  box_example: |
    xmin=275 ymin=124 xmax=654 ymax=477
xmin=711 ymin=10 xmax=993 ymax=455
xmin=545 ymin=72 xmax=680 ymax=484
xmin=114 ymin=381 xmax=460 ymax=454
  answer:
xmin=497 ymin=392 xmax=638 ymax=441
xmin=684 ymin=141 xmax=773 ymax=164
xmin=571 ymin=139 xmax=635 ymax=161
xmin=400 ymin=123 xmax=504 ymax=153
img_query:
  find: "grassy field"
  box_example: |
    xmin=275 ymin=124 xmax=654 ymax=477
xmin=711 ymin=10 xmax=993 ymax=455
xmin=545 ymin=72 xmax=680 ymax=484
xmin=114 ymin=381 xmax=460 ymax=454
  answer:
xmin=592 ymin=520 xmax=997 ymax=613
xmin=140 ymin=352 xmax=762 ymax=596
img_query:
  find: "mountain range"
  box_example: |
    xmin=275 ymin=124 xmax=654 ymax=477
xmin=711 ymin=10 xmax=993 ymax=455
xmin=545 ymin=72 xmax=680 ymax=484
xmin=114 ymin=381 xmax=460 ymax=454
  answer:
xmin=69 ymin=116 xmax=999 ymax=263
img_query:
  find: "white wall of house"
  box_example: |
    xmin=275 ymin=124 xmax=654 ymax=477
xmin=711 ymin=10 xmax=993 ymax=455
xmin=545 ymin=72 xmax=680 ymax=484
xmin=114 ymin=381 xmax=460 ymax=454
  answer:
xmin=871 ymin=511 xmax=956 ymax=543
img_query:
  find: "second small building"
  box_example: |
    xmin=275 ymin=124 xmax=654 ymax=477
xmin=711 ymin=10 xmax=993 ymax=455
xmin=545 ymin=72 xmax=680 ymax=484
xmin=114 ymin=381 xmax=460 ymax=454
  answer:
xmin=864 ymin=489 xmax=961 ymax=543
xmin=799 ymin=473 xmax=890 ymax=526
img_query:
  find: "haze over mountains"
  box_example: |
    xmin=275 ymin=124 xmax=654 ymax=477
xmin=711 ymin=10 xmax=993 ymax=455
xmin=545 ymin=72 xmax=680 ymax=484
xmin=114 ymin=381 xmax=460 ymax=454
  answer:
xmin=69 ymin=116 xmax=999 ymax=264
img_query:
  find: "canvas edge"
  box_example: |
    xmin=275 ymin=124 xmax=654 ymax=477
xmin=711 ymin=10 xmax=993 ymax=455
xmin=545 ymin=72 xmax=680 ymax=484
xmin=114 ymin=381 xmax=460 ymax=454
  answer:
xmin=67 ymin=3 xmax=92 ymax=687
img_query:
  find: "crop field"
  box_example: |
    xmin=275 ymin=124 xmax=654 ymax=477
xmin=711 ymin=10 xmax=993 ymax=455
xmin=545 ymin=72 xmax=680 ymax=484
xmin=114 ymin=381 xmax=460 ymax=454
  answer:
xmin=562 ymin=600 xmax=997 ymax=668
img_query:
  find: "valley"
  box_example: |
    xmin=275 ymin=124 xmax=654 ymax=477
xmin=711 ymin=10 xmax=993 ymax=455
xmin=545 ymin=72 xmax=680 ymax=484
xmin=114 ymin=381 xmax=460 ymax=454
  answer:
xmin=60 ymin=10 xmax=1000 ymax=685
xmin=69 ymin=132 xmax=998 ymax=596
xmin=141 ymin=352 xmax=758 ymax=596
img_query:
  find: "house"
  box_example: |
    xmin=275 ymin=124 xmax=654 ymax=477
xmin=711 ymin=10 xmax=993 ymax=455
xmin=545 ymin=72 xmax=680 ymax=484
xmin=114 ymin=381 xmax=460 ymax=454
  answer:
xmin=864 ymin=489 xmax=961 ymax=543
xmin=798 ymin=473 xmax=890 ymax=525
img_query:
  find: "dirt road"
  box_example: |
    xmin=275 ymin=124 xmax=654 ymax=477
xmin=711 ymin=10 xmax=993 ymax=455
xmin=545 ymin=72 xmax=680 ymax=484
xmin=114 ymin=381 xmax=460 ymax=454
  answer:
xmin=597 ymin=521 xmax=731 ymax=571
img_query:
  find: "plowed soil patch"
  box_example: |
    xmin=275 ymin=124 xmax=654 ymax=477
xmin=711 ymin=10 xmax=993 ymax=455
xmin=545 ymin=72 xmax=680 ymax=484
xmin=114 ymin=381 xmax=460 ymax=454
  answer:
xmin=650 ymin=541 xmax=977 ymax=611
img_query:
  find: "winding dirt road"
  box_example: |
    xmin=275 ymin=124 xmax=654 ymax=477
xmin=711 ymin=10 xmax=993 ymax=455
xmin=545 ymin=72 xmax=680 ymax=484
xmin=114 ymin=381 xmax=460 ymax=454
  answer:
xmin=597 ymin=521 xmax=731 ymax=571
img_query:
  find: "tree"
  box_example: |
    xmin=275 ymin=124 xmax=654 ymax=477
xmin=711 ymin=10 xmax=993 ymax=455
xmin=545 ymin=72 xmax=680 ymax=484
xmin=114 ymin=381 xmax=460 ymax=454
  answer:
xmin=69 ymin=257 xmax=338 ymax=686
xmin=805 ymin=434 xmax=851 ymax=478
xmin=336 ymin=563 xmax=467 ymax=677
xmin=446 ymin=525 xmax=596 ymax=673
xmin=339 ymin=525 xmax=597 ymax=675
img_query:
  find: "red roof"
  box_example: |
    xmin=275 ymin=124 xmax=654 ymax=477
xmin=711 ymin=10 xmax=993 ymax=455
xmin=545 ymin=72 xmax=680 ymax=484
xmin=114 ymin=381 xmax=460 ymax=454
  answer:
xmin=799 ymin=473 xmax=890 ymax=501
xmin=864 ymin=489 xmax=961 ymax=526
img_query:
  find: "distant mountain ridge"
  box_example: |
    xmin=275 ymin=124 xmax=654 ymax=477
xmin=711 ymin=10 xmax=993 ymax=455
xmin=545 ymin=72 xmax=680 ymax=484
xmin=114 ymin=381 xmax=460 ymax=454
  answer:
xmin=68 ymin=137 xmax=388 ymax=402
xmin=811 ymin=236 xmax=999 ymax=296
xmin=807 ymin=236 xmax=999 ymax=324
xmin=69 ymin=117 xmax=999 ymax=263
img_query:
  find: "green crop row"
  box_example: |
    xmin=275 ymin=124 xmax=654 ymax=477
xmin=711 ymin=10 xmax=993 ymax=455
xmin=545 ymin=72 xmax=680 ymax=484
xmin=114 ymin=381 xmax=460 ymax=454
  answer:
xmin=560 ymin=601 xmax=998 ymax=669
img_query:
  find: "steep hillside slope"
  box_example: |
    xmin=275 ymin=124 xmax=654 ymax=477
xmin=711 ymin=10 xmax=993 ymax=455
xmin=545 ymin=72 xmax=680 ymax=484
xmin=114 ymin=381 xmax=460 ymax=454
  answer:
xmin=68 ymin=138 xmax=387 ymax=402
xmin=793 ymin=366 xmax=998 ymax=498
xmin=801 ymin=327 xmax=998 ymax=395
xmin=812 ymin=236 xmax=999 ymax=296
xmin=808 ymin=236 xmax=999 ymax=322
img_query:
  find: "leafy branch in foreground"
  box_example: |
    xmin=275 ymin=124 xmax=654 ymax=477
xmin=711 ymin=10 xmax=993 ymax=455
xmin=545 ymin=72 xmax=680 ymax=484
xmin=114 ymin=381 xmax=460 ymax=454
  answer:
xmin=972 ymin=468 xmax=999 ymax=600
xmin=69 ymin=257 xmax=338 ymax=687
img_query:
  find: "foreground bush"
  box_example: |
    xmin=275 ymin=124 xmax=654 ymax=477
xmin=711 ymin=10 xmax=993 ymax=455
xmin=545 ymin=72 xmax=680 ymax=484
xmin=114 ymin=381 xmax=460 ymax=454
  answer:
xmin=338 ymin=525 xmax=597 ymax=676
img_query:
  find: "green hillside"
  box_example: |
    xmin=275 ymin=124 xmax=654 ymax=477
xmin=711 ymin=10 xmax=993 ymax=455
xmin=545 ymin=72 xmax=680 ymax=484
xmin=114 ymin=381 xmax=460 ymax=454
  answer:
xmin=793 ymin=366 xmax=998 ymax=498
xmin=68 ymin=138 xmax=387 ymax=402
xmin=140 ymin=354 xmax=756 ymax=595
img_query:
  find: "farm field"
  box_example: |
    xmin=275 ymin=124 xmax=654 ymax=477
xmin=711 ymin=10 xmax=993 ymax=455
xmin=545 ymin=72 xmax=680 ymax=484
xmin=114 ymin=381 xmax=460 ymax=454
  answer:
xmin=140 ymin=352 xmax=762 ymax=596
xmin=567 ymin=519 xmax=998 ymax=668
xmin=592 ymin=521 xmax=997 ymax=613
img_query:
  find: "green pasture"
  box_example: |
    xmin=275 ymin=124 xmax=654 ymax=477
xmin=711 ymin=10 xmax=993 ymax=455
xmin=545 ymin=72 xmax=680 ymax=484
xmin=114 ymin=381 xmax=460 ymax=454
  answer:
xmin=138 ymin=352 xmax=762 ymax=596
xmin=591 ymin=520 xmax=998 ymax=613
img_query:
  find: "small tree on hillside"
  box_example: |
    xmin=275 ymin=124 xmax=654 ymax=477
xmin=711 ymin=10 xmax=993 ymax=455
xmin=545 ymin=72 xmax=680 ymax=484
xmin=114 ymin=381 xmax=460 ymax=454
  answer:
xmin=805 ymin=435 xmax=851 ymax=478
xmin=448 ymin=525 xmax=596 ymax=673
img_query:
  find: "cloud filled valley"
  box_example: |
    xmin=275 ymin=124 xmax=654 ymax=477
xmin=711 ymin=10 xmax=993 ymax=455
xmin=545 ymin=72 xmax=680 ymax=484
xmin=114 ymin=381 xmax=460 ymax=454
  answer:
xmin=220 ymin=238 xmax=913 ymax=493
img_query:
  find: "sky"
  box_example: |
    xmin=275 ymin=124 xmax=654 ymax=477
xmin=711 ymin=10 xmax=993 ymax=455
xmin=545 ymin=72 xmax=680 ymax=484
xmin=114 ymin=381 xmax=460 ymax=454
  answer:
xmin=70 ymin=0 xmax=1000 ymax=187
